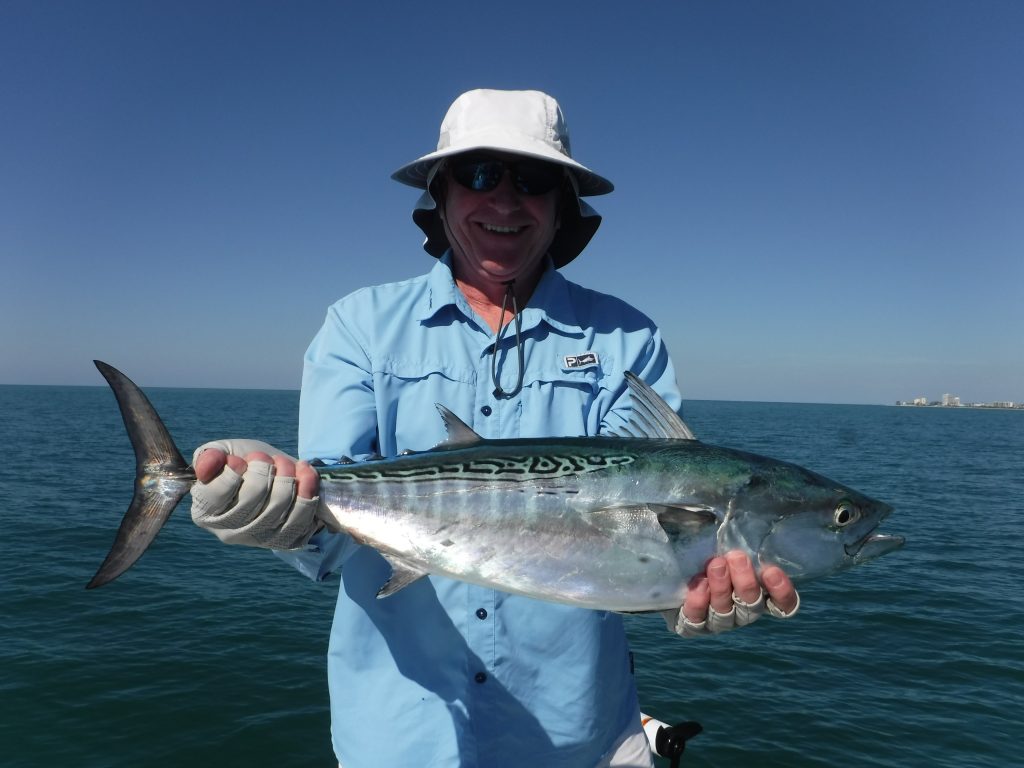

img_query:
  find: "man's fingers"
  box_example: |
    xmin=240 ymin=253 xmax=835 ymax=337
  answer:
xmin=265 ymin=454 xmax=319 ymax=499
xmin=195 ymin=448 xmax=229 ymax=483
xmin=682 ymin=575 xmax=710 ymax=624
xmin=669 ymin=555 xmax=800 ymax=638
xmin=194 ymin=448 xmax=268 ymax=483
xmin=295 ymin=460 xmax=320 ymax=500
xmin=726 ymin=551 xmax=762 ymax=605
xmin=706 ymin=557 xmax=733 ymax=614
xmin=272 ymin=454 xmax=296 ymax=479
xmin=195 ymin=450 xmax=313 ymax=499
xmin=224 ymin=454 xmax=247 ymax=475
xmin=762 ymin=566 xmax=799 ymax=615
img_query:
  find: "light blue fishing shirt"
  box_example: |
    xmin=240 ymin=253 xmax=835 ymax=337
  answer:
xmin=277 ymin=253 xmax=682 ymax=768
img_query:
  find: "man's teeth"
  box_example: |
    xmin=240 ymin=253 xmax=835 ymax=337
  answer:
xmin=482 ymin=224 xmax=522 ymax=234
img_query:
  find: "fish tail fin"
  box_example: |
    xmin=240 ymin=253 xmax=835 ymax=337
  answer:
xmin=87 ymin=361 xmax=196 ymax=589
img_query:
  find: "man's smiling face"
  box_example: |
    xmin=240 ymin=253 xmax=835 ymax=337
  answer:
xmin=441 ymin=153 xmax=562 ymax=289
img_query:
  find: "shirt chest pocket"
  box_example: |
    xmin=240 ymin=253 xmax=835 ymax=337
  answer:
xmin=518 ymin=361 xmax=611 ymax=438
xmin=371 ymin=356 xmax=478 ymax=453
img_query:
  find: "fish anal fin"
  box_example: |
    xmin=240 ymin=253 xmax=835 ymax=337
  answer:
xmin=616 ymin=609 xmax=662 ymax=615
xmin=376 ymin=554 xmax=429 ymax=598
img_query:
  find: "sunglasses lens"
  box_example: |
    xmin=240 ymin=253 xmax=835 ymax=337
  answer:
xmin=513 ymin=163 xmax=563 ymax=195
xmin=451 ymin=161 xmax=504 ymax=192
xmin=450 ymin=158 xmax=563 ymax=196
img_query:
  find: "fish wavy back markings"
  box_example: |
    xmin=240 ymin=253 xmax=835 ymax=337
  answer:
xmin=319 ymin=452 xmax=636 ymax=484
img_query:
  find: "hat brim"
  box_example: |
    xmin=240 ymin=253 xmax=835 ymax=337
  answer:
xmin=392 ymin=133 xmax=613 ymax=197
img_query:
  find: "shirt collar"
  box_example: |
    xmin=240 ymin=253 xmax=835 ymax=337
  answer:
xmin=519 ymin=258 xmax=584 ymax=336
xmin=416 ymin=252 xmax=468 ymax=323
xmin=416 ymin=252 xmax=584 ymax=337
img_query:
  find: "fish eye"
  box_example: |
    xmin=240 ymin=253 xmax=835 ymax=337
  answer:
xmin=834 ymin=501 xmax=861 ymax=527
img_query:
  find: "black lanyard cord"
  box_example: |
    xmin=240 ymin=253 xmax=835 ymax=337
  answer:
xmin=490 ymin=280 xmax=524 ymax=399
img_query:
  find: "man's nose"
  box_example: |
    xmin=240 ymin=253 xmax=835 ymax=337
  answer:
xmin=486 ymin=170 xmax=522 ymax=210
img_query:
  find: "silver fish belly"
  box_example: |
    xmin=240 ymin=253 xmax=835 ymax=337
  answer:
xmin=317 ymin=443 xmax=709 ymax=611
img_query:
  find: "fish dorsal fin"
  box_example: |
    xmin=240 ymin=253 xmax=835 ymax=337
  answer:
xmin=434 ymin=404 xmax=484 ymax=448
xmin=616 ymin=372 xmax=697 ymax=440
xmin=376 ymin=554 xmax=429 ymax=598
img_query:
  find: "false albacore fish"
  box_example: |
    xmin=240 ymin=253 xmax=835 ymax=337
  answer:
xmin=88 ymin=361 xmax=904 ymax=609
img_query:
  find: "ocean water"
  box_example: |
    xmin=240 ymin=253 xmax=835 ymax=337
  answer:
xmin=1 ymin=384 xmax=1021 ymax=767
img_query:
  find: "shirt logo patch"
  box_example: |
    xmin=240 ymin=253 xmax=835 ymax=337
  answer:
xmin=563 ymin=352 xmax=599 ymax=370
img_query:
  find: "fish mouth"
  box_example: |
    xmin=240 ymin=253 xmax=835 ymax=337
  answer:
xmin=845 ymin=528 xmax=905 ymax=563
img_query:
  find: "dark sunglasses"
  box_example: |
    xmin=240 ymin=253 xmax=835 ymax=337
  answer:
xmin=448 ymin=156 xmax=565 ymax=196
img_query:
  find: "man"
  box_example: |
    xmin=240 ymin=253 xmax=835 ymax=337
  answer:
xmin=191 ymin=89 xmax=798 ymax=767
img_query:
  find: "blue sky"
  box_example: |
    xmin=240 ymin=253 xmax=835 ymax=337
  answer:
xmin=2 ymin=1 xmax=1021 ymax=404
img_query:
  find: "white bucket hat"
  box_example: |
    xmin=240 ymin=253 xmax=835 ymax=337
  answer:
xmin=391 ymin=89 xmax=614 ymax=268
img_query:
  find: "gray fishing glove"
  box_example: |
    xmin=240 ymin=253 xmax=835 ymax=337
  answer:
xmin=661 ymin=588 xmax=801 ymax=638
xmin=190 ymin=439 xmax=322 ymax=550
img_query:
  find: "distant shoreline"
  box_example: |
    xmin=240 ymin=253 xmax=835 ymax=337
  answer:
xmin=894 ymin=403 xmax=1023 ymax=411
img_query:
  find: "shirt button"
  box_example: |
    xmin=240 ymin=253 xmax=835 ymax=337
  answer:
xmin=480 ymin=405 xmax=492 ymax=416
xmin=476 ymin=608 xmax=488 ymax=620
xmin=474 ymin=672 xmax=487 ymax=684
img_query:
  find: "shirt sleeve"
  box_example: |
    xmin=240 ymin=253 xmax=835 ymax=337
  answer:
xmin=299 ymin=298 xmax=379 ymax=461
xmin=273 ymin=298 xmax=378 ymax=581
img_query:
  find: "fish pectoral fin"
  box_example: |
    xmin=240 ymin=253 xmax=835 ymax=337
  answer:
xmin=654 ymin=504 xmax=719 ymax=539
xmin=586 ymin=503 xmax=718 ymax=553
xmin=587 ymin=504 xmax=680 ymax=544
xmin=376 ymin=554 xmax=429 ymax=598
xmin=588 ymin=504 xmax=717 ymax=544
